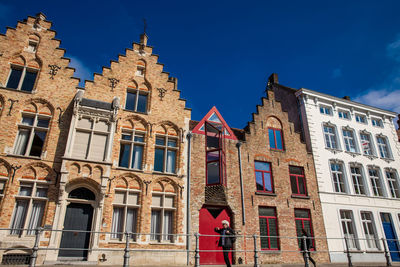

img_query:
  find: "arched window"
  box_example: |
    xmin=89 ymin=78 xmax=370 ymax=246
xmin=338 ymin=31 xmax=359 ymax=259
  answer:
xmin=6 ymin=57 xmax=39 ymax=92
xmin=119 ymin=121 xmax=146 ymax=170
xmin=150 ymin=182 xmax=176 ymax=242
xmin=10 ymin=177 xmax=49 ymax=236
xmin=135 ymin=60 xmax=146 ymax=77
xmin=0 ymin=162 xmax=9 ymax=202
xmin=111 ymin=186 xmax=140 ymax=241
xmin=13 ymin=111 xmax=51 ymax=157
xmin=267 ymin=117 xmax=284 ymax=150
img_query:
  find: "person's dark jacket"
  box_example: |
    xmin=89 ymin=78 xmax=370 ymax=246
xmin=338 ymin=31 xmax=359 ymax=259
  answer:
xmin=300 ymin=233 xmax=313 ymax=251
xmin=214 ymin=227 xmax=235 ymax=248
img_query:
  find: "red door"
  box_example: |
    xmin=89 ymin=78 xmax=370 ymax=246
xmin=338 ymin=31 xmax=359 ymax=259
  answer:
xmin=199 ymin=206 xmax=231 ymax=265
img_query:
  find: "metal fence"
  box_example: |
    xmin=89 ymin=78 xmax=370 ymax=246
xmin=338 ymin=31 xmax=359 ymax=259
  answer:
xmin=0 ymin=228 xmax=397 ymax=267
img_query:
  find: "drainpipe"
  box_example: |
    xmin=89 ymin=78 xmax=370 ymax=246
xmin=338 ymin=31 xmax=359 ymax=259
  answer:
xmin=236 ymin=142 xmax=246 ymax=225
xmin=186 ymin=132 xmax=193 ymax=265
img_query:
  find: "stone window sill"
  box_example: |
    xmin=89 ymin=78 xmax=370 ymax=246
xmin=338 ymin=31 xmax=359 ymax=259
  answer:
xmin=326 ymin=148 xmax=342 ymax=154
xmin=62 ymin=156 xmax=112 ymax=165
xmin=6 ymin=153 xmax=42 ymax=160
xmin=115 ymin=167 xmax=144 ymax=173
xmin=123 ymin=109 xmax=148 ymax=116
xmin=152 ymin=171 xmax=178 ymax=177
xmin=291 ymin=195 xmax=310 ymax=199
xmin=0 ymin=86 xmax=36 ymax=94
xmin=255 ymin=192 xmax=276 ymax=197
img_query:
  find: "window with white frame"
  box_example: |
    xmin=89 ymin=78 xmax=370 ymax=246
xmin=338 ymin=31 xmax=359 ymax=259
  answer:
xmin=371 ymin=118 xmax=383 ymax=127
xmin=323 ymin=125 xmax=338 ymax=149
xmin=330 ymin=162 xmax=347 ymax=193
xmin=0 ymin=176 xmax=8 ymax=202
xmin=14 ymin=113 xmax=50 ymax=157
xmin=355 ymin=114 xmax=366 ymax=124
xmin=343 ymin=129 xmax=357 ymax=153
xmin=320 ymin=106 xmax=332 ymax=115
xmin=360 ymin=132 xmax=374 ymax=156
xmin=151 ymin=192 xmax=175 ymax=242
xmin=360 ymin=212 xmax=379 ymax=249
xmin=368 ymin=168 xmax=384 ymax=197
xmin=125 ymin=89 xmax=148 ymax=113
xmin=350 ymin=166 xmax=366 ymax=195
xmin=135 ymin=65 xmax=145 ymax=77
xmin=10 ymin=180 xmax=48 ymax=235
xmin=339 ymin=210 xmax=358 ymax=250
xmin=119 ymin=129 xmax=145 ymax=170
xmin=111 ymin=189 xmax=140 ymax=241
xmin=338 ymin=110 xmax=350 ymax=120
xmin=72 ymin=117 xmax=110 ymax=161
xmin=385 ymin=170 xmax=400 ymax=198
xmin=6 ymin=65 xmax=38 ymax=92
xmin=376 ymin=136 xmax=391 ymax=158
xmin=154 ymin=135 xmax=178 ymax=173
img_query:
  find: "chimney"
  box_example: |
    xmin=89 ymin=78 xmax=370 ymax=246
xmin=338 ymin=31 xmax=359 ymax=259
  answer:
xmin=343 ymin=96 xmax=351 ymax=101
xmin=140 ymin=33 xmax=148 ymax=46
xmin=268 ymin=73 xmax=279 ymax=85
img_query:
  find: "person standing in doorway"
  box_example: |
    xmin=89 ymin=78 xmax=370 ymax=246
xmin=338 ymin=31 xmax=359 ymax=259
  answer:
xmin=300 ymin=228 xmax=316 ymax=267
xmin=215 ymin=220 xmax=235 ymax=267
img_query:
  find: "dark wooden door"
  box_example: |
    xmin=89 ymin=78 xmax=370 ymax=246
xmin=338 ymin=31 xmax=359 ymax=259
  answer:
xmin=199 ymin=206 xmax=231 ymax=265
xmin=58 ymin=203 xmax=93 ymax=259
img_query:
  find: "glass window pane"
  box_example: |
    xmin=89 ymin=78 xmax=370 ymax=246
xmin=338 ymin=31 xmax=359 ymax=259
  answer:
xmin=154 ymin=148 xmax=165 ymax=172
xmin=275 ymin=130 xmax=283 ymax=149
xmin=7 ymin=68 xmax=23 ymax=89
xmin=10 ymin=200 xmax=28 ymax=235
xmin=132 ymin=145 xmax=143 ymax=170
xmin=26 ymin=201 xmax=45 ymax=235
xmin=269 ymin=218 xmax=279 ymax=248
xmin=14 ymin=129 xmax=30 ymax=155
xmin=268 ymin=129 xmax=276 ymax=149
xmin=167 ymin=139 xmax=177 ymax=147
xmin=37 ymin=118 xmax=49 ymax=128
xmin=259 ymin=217 xmax=269 ymax=249
xmin=134 ymin=133 xmax=144 ymax=142
xmin=259 ymin=207 xmax=276 ymax=217
xmin=20 ymin=70 xmax=37 ymax=92
xmin=289 ymin=166 xmax=303 ymax=175
xmin=150 ymin=210 xmax=161 ymax=240
xmin=256 ymin=172 xmax=264 ymax=191
xmin=122 ymin=133 xmax=132 ymax=140
xmin=19 ymin=185 xmax=33 ymax=196
xmin=156 ymin=137 xmax=165 ymax=146
xmin=163 ymin=211 xmax=173 ymax=241
xmin=264 ymin=173 xmax=272 ymax=192
xmin=207 ymin=150 xmax=219 ymax=161
xmin=207 ymin=161 xmax=220 ymax=184
xmin=126 ymin=208 xmax=137 ymax=238
xmin=119 ymin=144 xmax=131 ymax=168
xmin=126 ymin=91 xmax=137 ymax=111
xmin=298 ymin=177 xmax=306 ymax=195
xmin=29 ymin=131 xmax=47 ymax=157
xmin=22 ymin=116 xmax=34 ymax=126
xmin=137 ymin=93 xmax=148 ymax=113
xmin=290 ymin=176 xmax=298 ymax=194
xmin=255 ymin=161 xmax=270 ymax=171
xmin=35 ymin=187 xmax=48 ymax=198
xmin=111 ymin=207 xmax=123 ymax=239
xmin=295 ymin=209 xmax=310 ymax=219
xmin=166 ymin=150 xmax=176 ymax=173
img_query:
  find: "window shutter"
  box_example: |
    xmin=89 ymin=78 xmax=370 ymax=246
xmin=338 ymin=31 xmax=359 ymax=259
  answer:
xmin=72 ymin=131 xmax=90 ymax=158
xmin=90 ymin=134 xmax=107 ymax=161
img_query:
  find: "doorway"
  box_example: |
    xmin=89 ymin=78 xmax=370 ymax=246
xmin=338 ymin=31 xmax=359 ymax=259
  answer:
xmin=199 ymin=206 xmax=232 ymax=265
xmin=58 ymin=188 xmax=95 ymax=260
xmin=381 ymin=213 xmax=400 ymax=262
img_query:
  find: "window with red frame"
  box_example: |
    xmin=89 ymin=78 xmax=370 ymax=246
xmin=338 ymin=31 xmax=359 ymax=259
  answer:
xmin=290 ymin=166 xmax=307 ymax=196
xmin=259 ymin=207 xmax=279 ymax=250
xmin=205 ymin=122 xmax=226 ymax=186
xmin=294 ymin=209 xmax=315 ymax=249
xmin=268 ymin=128 xmax=283 ymax=150
xmin=255 ymin=161 xmax=273 ymax=193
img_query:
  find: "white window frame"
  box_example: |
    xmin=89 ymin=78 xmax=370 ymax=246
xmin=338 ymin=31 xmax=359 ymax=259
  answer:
xmin=13 ymin=112 xmax=51 ymax=158
xmin=135 ymin=65 xmax=145 ymax=77
xmin=371 ymin=118 xmax=383 ymax=128
xmin=118 ymin=128 xmax=146 ymax=170
xmin=338 ymin=110 xmax=350 ymax=120
xmin=0 ymin=176 xmax=8 ymax=202
xmin=72 ymin=117 xmax=110 ymax=161
xmin=150 ymin=192 xmax=176 ymax=243
xmin=359 ymin=131 xmax=375 ymax=156
xmin=385 ymin=169 xmax=400 ymax=198
xmin=323 ymin=124 xmax=339 ymax=150
xmin=5 ymin=64 xmax=39 ymax=92
xmin=339 ymin=210 xmax=359 ymax=250
xmin=330 ymin=161 xmax=347 ymax=193
xmin=342 ymin=128 xmax=358 ymax=153
xmin=10 ymin=179 xmax=50 ymax=236
xmin=376 ymin=135 xmax=391 ymax=159
xmin=350 ymin=165 xmax=367 ymax=195
xmin=368 ymin=167 xmax=385 ymax=197
xmin=355 ymin=114 xmax=367 ymax=124
xmin=319 ymin=105 xmax=332 ymax=115
xmin=360 ymin=211 xmax=379 ymax=250
xmin=154 ymin=134 xmax=178 ymax=174
xmin=111 ymin=188 xmax=140 ymax=241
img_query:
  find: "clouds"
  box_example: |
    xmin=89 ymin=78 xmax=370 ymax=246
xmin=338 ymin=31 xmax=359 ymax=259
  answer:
xmin=354 ymin=35 xmax=400 ymax=114
xmin=69 ymin=57 xmax=92 ymax=87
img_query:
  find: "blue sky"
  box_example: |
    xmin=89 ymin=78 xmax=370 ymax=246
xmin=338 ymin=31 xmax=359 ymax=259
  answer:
xmin=1 ymin=0 xmax=400 ymax=128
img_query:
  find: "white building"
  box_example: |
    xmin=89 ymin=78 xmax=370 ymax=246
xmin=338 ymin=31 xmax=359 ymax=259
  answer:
xmin=296 ymin=88 xmax=400 ymax=263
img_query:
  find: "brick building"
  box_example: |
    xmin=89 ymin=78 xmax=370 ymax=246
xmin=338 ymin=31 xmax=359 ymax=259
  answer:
xmin=188 ymin=76 xmax=329 ymax=265
xmin=0 ymin=13 xmax=191 ymax=265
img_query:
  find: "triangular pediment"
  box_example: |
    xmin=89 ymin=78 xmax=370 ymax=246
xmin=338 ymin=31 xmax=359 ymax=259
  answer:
xmin=192 ymin=106 xmax=237 ymax=140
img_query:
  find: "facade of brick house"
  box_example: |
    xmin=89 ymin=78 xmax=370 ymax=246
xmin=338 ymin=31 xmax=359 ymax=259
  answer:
xmin=0 ymin=13 xmax=191 ymax=265
xmin=188 ymin=81 xmax=329 ymax=265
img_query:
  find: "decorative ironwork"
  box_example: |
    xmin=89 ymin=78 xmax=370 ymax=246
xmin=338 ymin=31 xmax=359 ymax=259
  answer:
xmin=108 ymin=78 xmax=119 ymax=91
xmin=144 ymin=180 xmax=152 ymax=195
xmin=10 ymin=164 xmax=21 ymax=182
xmin=48 ymin=64 xmax=61 ymax=79
xmin=7 ymin=99 xmax=18 ymax=116
xmin=177 ymin=184 xmax=184 ymax=198
xmin=56 ymin=107 xmax=64 ymax=124
xmin=157 ymin=88 xmax=167 ymax=101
